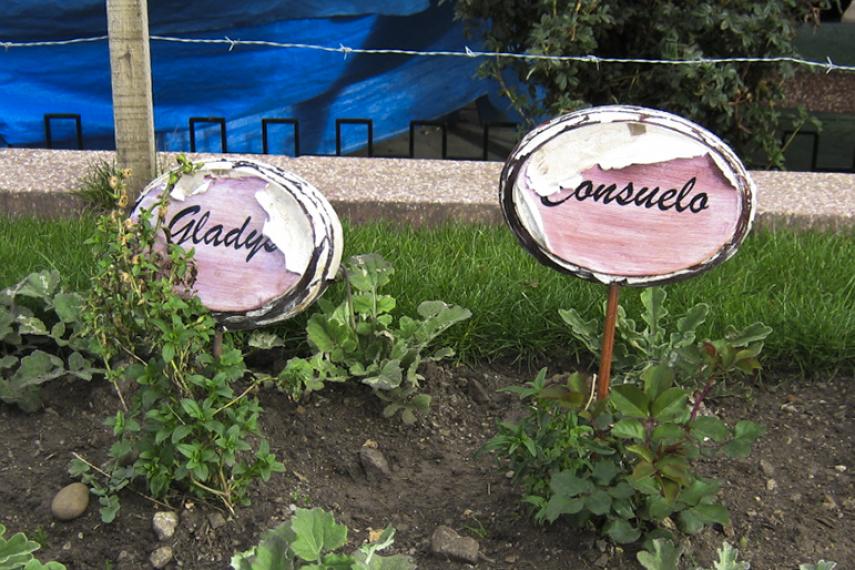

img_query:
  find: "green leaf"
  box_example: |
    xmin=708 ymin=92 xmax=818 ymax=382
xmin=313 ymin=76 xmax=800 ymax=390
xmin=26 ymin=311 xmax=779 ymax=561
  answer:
xmin=13 ymin=270 xmax=60 ymax=299
xmin=289 ymin=508 xmax=348 ymax=562
xmin=543 ymin=495 xmax=585 ymax=522
xmin=16 ymin=315 xmax=48 ymax=336
xmin=723 ymin=421 xmax=764 ymax=458
xmin=626 ymin=444 xmax=655 ymax=463
xmin=612 ymin=418 xmax=645 ymax=440
xmin=691 ymin=416 xmax=729 ymax=443
xmin=592 ymin=459 xmax=621 ymax=486
xmin=52 ymin=293 xmax=82 ymax=323
xmin=0 ymin=355 xmax=18 ymax=370
xmin=549 ymin=471 xmax=593 ymax=498
xmin=712 ymin=542 xmax=750 ymax=570
xmin=799 ymin=562 xmax=838 ymax=570
xmin=726 ymin=322 xmax=773 ymax=347
xmin=306 ymin=317 xmax=337 ymax=353
xmin=362 ymin=360 xmax=403 ymax=391
xmin=642 ymin=365 xmax=673 ymax=401
xmin=247 ymin=331 xmax=285 ymax=350
xmin=605 ymin=518 xmax=641 ymax=544
xmin=610 ymin=385 xmax=650 ymax=418
xmin=651 ymin=388 xmax=689 ymax=422
xmin=180 ymin=399 xmax=204 ymax=420
xmin=680 ymin=478 xmax=720 ymax=507
xmin=0 ymin=524 xmax=41 ymax=567
xmin=641 ymin=287 xmax=668 ymax=338
xmin=409 ymin=393 xmax=431 ymax=411
xmin=637 ymin=538 xmax=683 ymax=570
xmin=99 ymin=495 xmax=120 ymax=524
xmin=585 ymin=489 xmax=612 ymax=515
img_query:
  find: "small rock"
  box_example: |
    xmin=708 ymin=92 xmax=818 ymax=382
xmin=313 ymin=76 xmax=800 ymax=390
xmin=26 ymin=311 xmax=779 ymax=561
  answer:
xmin=152 ymin=511 xmax=179 ymax=541
xmin=505 ymin=470 xmax=515 ymax=479
xmin=149 ymin=546 xmax=173 ymax=569
xmin=359 ymin=447 xmax=392 ymax=481
xmin=62 ymin=541 xmax=72 ymax=551
xmin=834 ymin=465 xmax=847 ymax=473
xmin=51 ymin=482 xmax=90 ymax=521
xmin=504 ymin=554 xmax=519 ymax=564
xmin=760 ymin=459 xmax=775 ymax=477
xmin=595 ymin=553 xmax=611 ymax=567
xmin=208 ymin=512 xmax=227 ymax=530
xmin=766 ymin=479 xmax=778 ymax=492
xmin=822 ymin=494 xmax=839 ymax=510
xmin=791 ymin=493 xmax=803 ymax=503
xmin=430 ymin=525 xmax=479 ymax=564
xmin=467 ymin=378 xmax=491 ymax=404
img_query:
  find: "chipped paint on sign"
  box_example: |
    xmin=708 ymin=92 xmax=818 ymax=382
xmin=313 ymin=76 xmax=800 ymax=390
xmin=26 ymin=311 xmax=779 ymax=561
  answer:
xmin=133 ymin=158 xmax=343 ymax=329
xmin=501 ymin=106 xmax=755 ymax=286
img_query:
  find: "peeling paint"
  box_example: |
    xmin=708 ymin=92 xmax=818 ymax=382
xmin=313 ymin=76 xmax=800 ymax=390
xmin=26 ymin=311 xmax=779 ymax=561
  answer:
xmin=500 ymin=106 xmax=756 ymax=287
xmin=133 ymin=157 xmax=343 ymax=330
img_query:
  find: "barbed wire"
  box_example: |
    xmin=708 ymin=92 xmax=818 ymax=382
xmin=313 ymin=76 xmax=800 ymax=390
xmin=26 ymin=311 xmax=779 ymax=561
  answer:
xmin=1 ymin=33 xmax=853 ymax=74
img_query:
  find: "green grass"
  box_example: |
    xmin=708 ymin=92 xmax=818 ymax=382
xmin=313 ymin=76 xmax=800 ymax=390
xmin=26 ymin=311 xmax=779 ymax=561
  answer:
xmin=1 ymin=216 xmax=853 ymax=375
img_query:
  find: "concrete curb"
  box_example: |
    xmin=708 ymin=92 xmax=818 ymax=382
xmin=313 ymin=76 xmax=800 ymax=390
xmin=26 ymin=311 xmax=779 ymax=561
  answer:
xmin=1 ymin=149 xmax=852 ymax=231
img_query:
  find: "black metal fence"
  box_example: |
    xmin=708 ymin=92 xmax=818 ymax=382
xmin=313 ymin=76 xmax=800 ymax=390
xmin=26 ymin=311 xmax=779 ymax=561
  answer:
xmin=33 ymin=112 xmax=855 ymax=172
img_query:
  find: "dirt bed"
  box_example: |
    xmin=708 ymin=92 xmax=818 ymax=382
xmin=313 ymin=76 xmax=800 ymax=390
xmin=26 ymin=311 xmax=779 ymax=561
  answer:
xmin=1 ymin=363 xmax=852 ymax=569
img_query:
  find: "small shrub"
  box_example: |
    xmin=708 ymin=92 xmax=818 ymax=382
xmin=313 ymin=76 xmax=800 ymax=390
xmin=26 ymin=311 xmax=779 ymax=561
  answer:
xmin=486 ymin=363 xmax=763 ymax=545
xmin=73 ymin=159 xmax=122 ymax=213
xmin=231 ymin=507 xmax=416 ymax=570
xmin=637 ymin=537 xmax=837 ymax=570
xmin=559 ymin=287 xmax=772 ymax=386
xmin=77 ymin=157 xmax=283 ymax=519
xmin=0 ymin=270 xmax=99 ymax=412
xmin=253 ymin=253 xmax=471 ymax=424
xmin=0 ymin=523 xmax=65 ymax=570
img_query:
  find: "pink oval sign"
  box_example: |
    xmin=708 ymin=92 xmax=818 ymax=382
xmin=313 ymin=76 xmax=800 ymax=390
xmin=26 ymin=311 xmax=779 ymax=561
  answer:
xmin=501 ymin=106 xmax=755 ymax=286
xmin=133 ymin=158 xmax=343 ymax=329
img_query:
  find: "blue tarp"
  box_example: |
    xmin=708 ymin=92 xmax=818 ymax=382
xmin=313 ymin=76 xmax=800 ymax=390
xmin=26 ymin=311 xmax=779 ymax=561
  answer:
xmin=1 ymin=1 xmax=509 ymax=154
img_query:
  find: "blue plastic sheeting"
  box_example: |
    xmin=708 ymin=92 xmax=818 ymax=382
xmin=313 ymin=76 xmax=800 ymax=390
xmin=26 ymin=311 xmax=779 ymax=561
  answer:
xmin=1 ymin=1 xmax=508 ymax=154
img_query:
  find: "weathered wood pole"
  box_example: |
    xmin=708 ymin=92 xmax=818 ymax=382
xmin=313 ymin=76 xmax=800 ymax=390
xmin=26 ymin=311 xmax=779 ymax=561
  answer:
xmin=597 ymin=283 xmax=621 ymax=400
xmin=107 ymin=0 xmax=157 ymax=202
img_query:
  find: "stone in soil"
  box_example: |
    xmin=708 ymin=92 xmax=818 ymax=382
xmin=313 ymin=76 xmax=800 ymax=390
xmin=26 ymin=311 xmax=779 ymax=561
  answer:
xmin=359 ymin=447 xmax=391 ymax=481
xmin=51 ymin=482 xmax=89 ymax=521
xmin=152 ymin=511 xmax=179 ymax=541
xmin=208 ymin=511 xmax=227 ymax=530
xmin=150 ymin=546 xmax=173 ymax=569
xmin=430 ymin=525 xmax=480 ymax=564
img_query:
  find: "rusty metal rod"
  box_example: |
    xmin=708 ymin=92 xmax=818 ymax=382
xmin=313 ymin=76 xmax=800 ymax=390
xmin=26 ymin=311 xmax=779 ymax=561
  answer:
xmin=597 ymin=283 xmax=621 ymax=400
xmin=213 ymin=327 xmax=223 ymax=360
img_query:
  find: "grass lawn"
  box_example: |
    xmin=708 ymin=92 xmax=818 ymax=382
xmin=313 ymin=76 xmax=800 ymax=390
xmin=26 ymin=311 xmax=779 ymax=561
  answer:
xmin=1 ymin=216 xmax=853 ymax=375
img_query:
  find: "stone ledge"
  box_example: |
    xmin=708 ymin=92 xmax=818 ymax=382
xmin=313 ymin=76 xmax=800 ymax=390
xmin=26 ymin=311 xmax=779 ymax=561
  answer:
xmin=0 ymin=149 xmax=852 ymax=232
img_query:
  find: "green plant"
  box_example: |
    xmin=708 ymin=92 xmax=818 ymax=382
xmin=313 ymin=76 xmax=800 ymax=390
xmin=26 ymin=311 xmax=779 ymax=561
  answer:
xmin=72 ymin=159 xmax=123 ymax=213
xmin=559 ymin=287 xmax=772 ymax=386
xmin=0 ymin=524 xmax=65 ymax=570
xmin=454 ymin=0 xmax=832 ymax=168
xmin=486 ymin=359 xmax=763 ymax=544
xmin=77 ymin=156 xmax=283 ymax=519
xmin=0 ymin=270 xmax=99 ymax=412
xmin=259 ymin=253 xmax=470 ymax=424
xmin=637 ymin=538 xmax=838 ymax=570
xmin=231 ymin=507 xmax=416 ymax=570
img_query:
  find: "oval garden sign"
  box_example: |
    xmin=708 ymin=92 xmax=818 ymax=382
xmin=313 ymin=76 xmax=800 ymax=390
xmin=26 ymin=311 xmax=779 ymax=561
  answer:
xmin=133 ymin=158 xmax=343 ymax=330
xmin=500 ymin=106 xmax=756 ymax=286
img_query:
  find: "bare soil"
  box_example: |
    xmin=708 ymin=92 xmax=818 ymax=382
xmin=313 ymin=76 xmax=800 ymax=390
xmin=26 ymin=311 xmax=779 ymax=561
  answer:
xmin=1 ymin=362 xmax=852 ymax=569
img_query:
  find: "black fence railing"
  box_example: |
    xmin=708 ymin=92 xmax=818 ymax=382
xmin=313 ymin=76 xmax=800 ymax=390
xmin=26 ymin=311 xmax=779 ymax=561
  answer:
xmin=33 ymin=112 xmax=855 ymax=172
xmin=43 ymin=113 xmax=84 ymax=150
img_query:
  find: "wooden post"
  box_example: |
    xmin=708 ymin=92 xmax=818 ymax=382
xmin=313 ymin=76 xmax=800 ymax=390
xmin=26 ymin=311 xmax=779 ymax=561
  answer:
xmin=597 ymin=283 xmax=621 ymax=400
xmin=107 ymin=0 xmax=157 ymax=202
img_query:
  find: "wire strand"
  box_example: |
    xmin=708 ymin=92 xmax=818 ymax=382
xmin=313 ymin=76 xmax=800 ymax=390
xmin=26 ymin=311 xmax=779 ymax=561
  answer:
xmin=1 ymin=33 xmax=853 ymax=74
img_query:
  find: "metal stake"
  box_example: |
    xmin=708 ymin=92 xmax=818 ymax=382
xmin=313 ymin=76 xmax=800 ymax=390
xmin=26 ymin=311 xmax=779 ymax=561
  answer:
xmin=597 ymin=283 xmax=621 ymax=400
xmin=213 ymin=327 xmax=223 ymax=360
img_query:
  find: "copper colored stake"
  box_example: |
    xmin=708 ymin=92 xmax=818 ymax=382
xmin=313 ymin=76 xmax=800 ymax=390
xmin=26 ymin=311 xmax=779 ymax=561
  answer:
xmin=597 ymin=283 xmax=621 ymax=400
xmin=213 ymin=328 xmax=223 ymax=360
